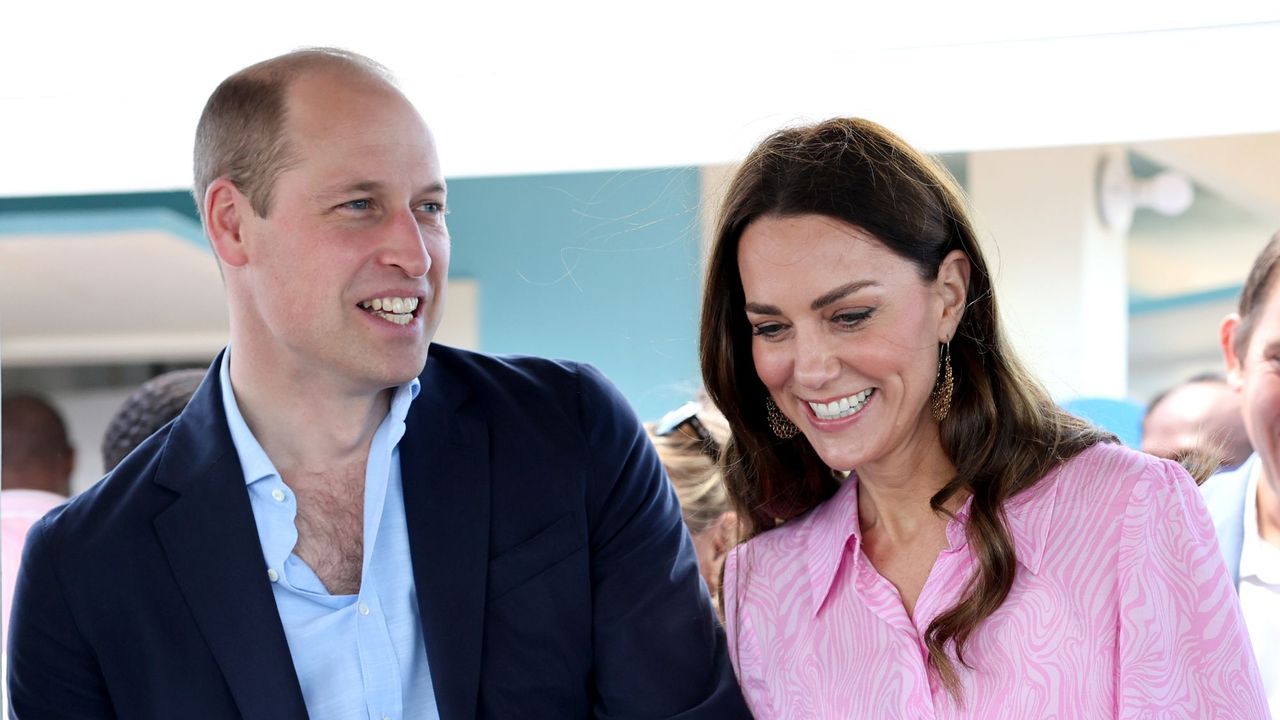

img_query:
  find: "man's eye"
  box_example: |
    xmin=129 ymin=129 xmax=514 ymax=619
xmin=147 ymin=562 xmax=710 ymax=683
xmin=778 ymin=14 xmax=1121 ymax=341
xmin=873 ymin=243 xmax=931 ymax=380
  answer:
xmin=417 ymin=201 xmax=447 ymax=215
xmin=342 ymin=199 xmax=372 ymax=211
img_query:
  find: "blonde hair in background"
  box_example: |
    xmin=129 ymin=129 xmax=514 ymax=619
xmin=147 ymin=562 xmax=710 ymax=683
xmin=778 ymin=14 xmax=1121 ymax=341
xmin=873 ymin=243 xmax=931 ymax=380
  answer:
xmin=646 ymin=403 xmax=733 ymax=536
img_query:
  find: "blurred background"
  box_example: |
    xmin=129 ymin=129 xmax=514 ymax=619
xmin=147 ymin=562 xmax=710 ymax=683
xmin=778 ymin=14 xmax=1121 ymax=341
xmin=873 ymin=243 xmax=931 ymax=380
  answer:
xmin=2 ymin=1 xmax=1279 ymax=492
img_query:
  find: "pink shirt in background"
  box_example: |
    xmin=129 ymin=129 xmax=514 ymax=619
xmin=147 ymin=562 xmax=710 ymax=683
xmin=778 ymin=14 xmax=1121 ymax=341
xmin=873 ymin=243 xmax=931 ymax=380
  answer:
xmin=724 ymin=443 xmax=1269 ymax=719
xmin=2 ymin=489 xmax=66 ymax=638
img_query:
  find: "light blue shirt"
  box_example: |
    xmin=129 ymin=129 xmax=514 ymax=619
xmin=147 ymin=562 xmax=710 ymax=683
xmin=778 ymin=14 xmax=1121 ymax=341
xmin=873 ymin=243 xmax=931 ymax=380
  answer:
xmin=219 ymin=349 xmax=438 ymax=720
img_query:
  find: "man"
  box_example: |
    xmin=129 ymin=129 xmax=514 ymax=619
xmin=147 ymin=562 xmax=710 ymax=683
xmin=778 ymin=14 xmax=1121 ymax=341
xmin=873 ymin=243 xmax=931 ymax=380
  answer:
xmin=1141 ymin=372 xmax=1252 ymax=470
xmin=1202 ymin=231 xmax=1280 ymax=718
xmin=7 ymin=49 xmax=746 ymax=719
xmin=1 ymin=395 xmax=72 ymax=635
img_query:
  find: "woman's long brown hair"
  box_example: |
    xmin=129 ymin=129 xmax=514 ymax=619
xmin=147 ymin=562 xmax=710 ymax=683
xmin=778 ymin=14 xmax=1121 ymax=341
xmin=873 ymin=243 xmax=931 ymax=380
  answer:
xmin=700 ymin=118 xmax=1116 ymax=696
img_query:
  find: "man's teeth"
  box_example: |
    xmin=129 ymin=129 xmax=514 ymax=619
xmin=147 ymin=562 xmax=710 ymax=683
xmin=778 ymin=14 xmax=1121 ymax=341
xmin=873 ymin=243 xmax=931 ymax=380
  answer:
xmin=359 ymin=296 xmax=419 ymax=325
xmin=809 ymin=389 xmax=874 ymax=420
xmin=360 ymin=296 xmax=419 ymax=314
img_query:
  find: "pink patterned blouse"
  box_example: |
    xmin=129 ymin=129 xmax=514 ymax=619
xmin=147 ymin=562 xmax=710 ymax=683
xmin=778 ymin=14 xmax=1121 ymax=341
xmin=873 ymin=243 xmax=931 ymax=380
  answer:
xmin=723 ymin=443 xmax=1269 ymax=719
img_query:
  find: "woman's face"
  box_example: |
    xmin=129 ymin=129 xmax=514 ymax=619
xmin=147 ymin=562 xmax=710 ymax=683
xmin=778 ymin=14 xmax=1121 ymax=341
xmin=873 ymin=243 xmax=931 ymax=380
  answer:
xmin=737 ymin=214 xmax=966 ymax=473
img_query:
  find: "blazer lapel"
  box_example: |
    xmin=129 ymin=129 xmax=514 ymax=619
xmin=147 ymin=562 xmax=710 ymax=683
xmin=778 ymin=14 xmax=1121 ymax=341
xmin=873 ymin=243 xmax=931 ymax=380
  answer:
xmin=401 ymin=354 xmax=491 ymax=720
xmin=152 ymin=356 xmax=309 ymax=720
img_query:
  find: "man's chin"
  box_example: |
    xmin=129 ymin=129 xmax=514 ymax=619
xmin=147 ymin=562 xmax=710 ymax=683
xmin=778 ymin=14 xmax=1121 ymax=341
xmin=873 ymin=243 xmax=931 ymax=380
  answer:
xmin=387 ymin=353 xmax=430 ymax=385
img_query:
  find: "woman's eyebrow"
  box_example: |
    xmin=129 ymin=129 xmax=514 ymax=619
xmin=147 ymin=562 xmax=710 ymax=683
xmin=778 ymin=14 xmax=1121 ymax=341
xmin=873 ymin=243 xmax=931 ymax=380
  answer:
xmin=811 ymin=280 xmax=877 ymax=311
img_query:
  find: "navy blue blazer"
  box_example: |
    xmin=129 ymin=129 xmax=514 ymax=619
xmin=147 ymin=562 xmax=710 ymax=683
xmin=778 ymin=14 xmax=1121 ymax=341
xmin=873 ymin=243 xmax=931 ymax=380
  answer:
xmin=7 ymin=345 xmax=748 ymax=719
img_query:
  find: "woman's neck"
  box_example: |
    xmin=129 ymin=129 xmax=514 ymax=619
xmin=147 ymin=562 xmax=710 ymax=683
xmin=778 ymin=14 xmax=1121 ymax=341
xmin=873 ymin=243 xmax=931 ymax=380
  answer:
xmin=855 ymin=443 xmax=963 ymax=543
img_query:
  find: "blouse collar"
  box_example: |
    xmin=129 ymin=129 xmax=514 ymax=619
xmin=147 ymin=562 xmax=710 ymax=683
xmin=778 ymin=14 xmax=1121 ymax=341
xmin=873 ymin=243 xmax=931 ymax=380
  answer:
xmin=803 ymin=462 xmax=1066 ymax=617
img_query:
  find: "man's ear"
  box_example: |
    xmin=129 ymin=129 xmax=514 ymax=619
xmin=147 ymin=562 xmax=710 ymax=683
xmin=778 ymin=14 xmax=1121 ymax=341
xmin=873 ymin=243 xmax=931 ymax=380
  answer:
xmin=1220 ymin=313 xmax=1246 ymax=390
xmin=936 ymin=249 xmax=971 ymax=339
xmin=205 ymin=178 xmax=251 ymax=268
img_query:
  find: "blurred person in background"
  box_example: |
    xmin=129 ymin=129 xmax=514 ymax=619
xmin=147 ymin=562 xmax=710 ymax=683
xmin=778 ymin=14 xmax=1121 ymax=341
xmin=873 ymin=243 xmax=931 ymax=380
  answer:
xmin=101 ymin=368 xmax=205 ymax=472
xmin=647 ymin=399 xmax=738 ymax=607
xmin=1142 ymin=372 xmax=1252 ymax=470
xmin=1 ymin=395 xmax=72 ymax=635
xmin=700 ymin=117 xmax=1266 ymax=717
xmin=1205 ymin=229 xmax=1280 ymax=717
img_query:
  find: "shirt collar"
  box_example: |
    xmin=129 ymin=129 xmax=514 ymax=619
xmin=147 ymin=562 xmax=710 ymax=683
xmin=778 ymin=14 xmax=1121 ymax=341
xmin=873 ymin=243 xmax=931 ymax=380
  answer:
xmin=804 ymin=462 xmax=1064 ymax=617
xmin=218 ymin=346 xmax=421 ymax=487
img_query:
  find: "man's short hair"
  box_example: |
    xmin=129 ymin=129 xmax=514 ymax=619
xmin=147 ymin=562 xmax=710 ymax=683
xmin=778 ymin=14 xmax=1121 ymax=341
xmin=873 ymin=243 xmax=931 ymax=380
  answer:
xmin=101 ymin=369 xmax=206 ymax=472
xmin=192 ymin=47 xmax=395 ymax=225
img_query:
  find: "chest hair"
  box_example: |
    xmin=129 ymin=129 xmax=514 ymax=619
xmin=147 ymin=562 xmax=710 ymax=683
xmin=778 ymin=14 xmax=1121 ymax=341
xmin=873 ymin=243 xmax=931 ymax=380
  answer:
xmin=286 ymin=464 xmax=365 ymax=596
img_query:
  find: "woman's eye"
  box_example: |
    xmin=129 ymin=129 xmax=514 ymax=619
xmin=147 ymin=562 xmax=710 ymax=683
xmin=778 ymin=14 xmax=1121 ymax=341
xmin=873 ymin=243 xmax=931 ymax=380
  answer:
xmin=832 ymin=309 xmax=873 ymax=328
xmin=751 ymin=323 xmax=787 ymax=339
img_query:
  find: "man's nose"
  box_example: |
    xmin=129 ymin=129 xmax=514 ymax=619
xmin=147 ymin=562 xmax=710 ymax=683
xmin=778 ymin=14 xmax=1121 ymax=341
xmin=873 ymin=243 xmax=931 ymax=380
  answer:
xmin=381 ymin=207 xmax=431 ymax=278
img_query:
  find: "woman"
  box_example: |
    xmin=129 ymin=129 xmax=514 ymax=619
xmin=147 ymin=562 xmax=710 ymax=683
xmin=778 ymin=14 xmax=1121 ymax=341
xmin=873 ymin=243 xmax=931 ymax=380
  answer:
xmin=700 ymin=118 xmax=1267 ymax=717
xmin=646 ymin=399 xmax=739 ymax=606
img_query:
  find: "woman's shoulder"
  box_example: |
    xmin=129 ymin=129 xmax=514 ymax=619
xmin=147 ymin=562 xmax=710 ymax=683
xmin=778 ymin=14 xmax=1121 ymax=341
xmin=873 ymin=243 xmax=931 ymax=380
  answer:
xmin=994 ymin=442 xmax=1197 ymax=578
xmin=1053 ymin=441 xmax=1166 ymax=482
xmin=1054 ymin=441 xmax=1186 ymax=492
xmin=1019 ymin=442 xmax=1193 ymax=531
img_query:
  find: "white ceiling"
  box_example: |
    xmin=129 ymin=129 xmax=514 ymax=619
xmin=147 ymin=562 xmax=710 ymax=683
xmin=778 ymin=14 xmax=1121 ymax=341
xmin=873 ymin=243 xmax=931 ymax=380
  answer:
xmin=0 ymin=229 xmax=229 ymax=366
xmin=2 ymin=1 xmax=1279 ymax=196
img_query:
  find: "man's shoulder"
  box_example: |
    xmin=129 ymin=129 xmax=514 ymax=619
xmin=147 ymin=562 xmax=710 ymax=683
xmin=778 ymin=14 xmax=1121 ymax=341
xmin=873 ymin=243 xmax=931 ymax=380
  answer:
xmin=428 ymin=343 xmax=581 ymax=377
xmin=424 ymin=344 xmax=616 ymax=401
xmin=33 ymin=425 xmax=178 ymax=562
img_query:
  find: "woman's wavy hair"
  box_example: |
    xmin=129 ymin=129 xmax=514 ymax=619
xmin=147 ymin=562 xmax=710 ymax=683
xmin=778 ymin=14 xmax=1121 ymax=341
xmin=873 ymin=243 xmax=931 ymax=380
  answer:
xmin=699 ymin=117 xmax=1114 ymax=695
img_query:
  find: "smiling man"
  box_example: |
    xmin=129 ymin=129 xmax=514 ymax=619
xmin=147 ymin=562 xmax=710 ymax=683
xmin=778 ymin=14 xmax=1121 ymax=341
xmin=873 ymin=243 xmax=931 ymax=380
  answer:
xmin=6 ymin=49 xmax=746 ymax=720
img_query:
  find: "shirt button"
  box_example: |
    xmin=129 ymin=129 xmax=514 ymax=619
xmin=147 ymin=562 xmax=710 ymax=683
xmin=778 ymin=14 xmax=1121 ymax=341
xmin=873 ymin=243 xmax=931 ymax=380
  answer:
xmin=267 ymin=568 xmax=279 ymax=583
xmin=359 ymin=602 xmax=370 ymax=616
xmin=271 ymin=488 xmax=286 ymax=502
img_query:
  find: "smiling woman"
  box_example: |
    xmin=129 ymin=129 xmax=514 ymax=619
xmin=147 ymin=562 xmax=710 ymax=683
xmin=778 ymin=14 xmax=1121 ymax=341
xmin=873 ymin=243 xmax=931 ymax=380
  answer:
xmin=700 ymin=118 xmax=1268 ymax=717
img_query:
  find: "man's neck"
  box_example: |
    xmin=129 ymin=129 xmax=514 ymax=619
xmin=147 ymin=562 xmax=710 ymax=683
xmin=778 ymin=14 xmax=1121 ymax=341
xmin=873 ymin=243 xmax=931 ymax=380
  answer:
xmin=228 ymin=351 xmax=393 ymax=476
xmin=1257 ymin=467 xmax=1280 ymax=550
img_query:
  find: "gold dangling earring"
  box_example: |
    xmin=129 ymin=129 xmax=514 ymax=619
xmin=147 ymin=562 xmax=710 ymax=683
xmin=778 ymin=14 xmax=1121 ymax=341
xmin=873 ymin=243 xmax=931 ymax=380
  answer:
xmin=765 ymin=397 xmax=800 ymax=439
xmin=930 ymin=342 xmax=954 ymax=422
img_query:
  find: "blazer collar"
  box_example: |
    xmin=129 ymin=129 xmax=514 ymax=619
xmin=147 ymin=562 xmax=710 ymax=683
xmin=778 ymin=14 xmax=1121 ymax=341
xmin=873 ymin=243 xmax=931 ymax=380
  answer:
xmin=151 ymin=351 xmax=309 ymax=720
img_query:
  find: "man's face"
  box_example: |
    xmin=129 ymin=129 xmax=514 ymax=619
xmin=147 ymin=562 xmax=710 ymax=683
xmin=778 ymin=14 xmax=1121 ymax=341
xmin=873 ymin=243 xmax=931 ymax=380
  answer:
xmin=1225 ymin=285 xmax=1280 ymax=480
xmin=232 ymin=70 xmax=449 ymax=394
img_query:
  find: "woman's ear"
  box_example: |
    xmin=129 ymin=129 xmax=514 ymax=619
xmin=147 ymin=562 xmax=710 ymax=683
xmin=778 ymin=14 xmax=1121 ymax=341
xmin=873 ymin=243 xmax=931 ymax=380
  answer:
xmin=204 ymin=177 xmax=251 ymax=268
xmin=936 ymin=249 xmax=971 ymax=339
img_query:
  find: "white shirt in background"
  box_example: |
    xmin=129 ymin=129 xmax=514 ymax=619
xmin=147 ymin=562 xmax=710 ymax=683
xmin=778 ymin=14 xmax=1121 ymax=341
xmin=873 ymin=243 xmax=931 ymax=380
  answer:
xmin=1241 ymin=464 xmax=1280 ymax=719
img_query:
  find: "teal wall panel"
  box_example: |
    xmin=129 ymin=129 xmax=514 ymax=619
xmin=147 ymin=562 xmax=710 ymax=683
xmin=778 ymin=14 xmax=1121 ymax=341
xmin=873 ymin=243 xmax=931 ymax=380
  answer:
xmin=446 ymin=168 xmax=705 ymax=422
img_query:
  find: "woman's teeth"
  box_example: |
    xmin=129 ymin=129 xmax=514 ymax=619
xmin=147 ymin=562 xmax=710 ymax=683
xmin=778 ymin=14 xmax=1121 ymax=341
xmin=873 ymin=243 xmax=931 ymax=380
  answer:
xmin=809 ymin=389 xmax=875 ymax=420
